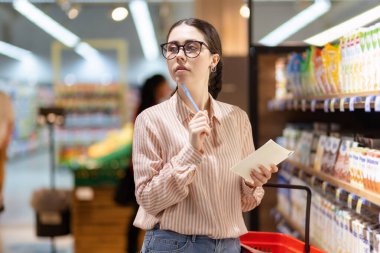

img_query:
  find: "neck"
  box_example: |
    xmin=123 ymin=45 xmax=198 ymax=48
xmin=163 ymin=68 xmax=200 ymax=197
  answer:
xmin=179 ymin=84 xmax=209 ymax=113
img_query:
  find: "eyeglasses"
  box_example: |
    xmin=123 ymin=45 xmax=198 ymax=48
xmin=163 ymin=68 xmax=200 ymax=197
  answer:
xmin=160 ymin=40 xmax=210 ymax=60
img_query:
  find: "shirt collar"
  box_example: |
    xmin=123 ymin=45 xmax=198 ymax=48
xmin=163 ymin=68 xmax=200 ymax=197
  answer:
xmin=172 ymin=92 xmax=222 ymax=124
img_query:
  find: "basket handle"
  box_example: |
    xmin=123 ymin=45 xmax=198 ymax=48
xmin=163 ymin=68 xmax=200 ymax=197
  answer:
xmin=263 ymin=183 xmax=311 ymax=253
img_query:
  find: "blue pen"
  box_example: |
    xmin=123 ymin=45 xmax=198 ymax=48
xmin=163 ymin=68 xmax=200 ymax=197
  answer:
xmin=180 ymin=83 xmax=200 ymax=112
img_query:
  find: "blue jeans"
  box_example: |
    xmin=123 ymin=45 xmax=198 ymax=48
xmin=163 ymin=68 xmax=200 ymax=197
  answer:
xmin=141 ymin=227 xmax=241 ymax=253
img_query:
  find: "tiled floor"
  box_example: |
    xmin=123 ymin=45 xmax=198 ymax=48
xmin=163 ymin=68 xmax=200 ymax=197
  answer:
xmin=0 ymin=149 xmax=74 ymax=253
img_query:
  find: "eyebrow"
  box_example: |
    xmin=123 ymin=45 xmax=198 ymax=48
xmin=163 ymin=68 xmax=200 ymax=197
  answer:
xmin=166 ymin=39 xmax=203 ymax=44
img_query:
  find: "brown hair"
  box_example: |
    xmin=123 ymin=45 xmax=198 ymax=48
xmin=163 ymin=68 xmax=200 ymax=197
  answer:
xmin=166 ymin=18 xmax=223 ymax=99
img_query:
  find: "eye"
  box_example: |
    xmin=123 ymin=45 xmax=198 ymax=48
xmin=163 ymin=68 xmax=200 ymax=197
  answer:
xmin=166 ymin=43 xmax=178 ymax=53
xmin=185 ymin=42 xmax=200 ymax=52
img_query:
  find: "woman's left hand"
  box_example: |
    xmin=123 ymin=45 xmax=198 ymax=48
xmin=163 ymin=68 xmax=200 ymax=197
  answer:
xmin=244 ymin=164 xmax=278 ymax=188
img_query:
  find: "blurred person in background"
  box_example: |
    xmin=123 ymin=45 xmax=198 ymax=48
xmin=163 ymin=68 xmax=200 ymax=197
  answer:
xmin=0 ymin=91 xmax=15 ymax=213
xmin=114 ymin=74 xmax=171 ymax=253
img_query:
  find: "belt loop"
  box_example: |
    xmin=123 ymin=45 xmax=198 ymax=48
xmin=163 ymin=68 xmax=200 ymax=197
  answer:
xmin=191 ymin=235 xmax=196 ymax=243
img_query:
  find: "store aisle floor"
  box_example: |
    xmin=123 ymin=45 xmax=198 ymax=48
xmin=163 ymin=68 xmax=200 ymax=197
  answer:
xmin=0 ymin=149 xmax=74 ymax=253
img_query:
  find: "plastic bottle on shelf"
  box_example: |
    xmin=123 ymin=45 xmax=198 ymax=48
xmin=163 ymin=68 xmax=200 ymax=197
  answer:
xmin=372 ymin=24 xmax=380 ymax=92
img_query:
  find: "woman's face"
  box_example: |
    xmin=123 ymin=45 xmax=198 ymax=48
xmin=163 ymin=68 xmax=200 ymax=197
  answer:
xmin=166 ymin=24 xmax=217 ymax=89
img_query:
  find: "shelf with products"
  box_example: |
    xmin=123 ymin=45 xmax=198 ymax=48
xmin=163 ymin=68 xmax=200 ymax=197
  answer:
xmin=285 ymin=160 xmax=380 ymax=207
xmin=269 ymin=92 xmax=380 ymax=113
xmin=251 ymin=25 xmax=380 ymax=250
xmin=54 ymin=83 xmax=126 ymax=166
xmin=275 ymin=164 xmax=380 ymax=253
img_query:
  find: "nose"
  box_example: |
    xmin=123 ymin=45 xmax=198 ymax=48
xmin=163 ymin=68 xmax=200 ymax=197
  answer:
xmin=175 ymin=47 xmax=186 ymax=62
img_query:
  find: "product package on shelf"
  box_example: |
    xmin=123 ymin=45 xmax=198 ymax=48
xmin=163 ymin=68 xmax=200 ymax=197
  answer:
xmin=334 ymin=137 xmax=358 ymax=182
xmin=320 ymin=136 xmax=341 ymax=175
xmin=293 ymin=131 xmax=314 ymax=166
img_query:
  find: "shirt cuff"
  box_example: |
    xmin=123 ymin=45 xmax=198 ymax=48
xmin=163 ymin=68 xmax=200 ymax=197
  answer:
xmin=176 ymin=143 xmax=204 ymax=166
xmin=242 ymin=179 xmax=257 ymax=195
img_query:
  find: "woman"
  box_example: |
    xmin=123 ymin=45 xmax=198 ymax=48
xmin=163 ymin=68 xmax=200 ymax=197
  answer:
xmin=0 ymin=91 xmax=14 ymax=212
xmin=133 ymin=18 xmax=278 ymax=253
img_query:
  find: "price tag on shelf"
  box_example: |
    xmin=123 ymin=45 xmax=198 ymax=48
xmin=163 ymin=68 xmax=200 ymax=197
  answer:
xmin=311 ymin=100 xmax=316 ymax=112
xmin=330 ymin=98 xmax=337 ymax=112
xmin=374 ymin=96 xmax=380 ymax=112
xmin=356 ymin=198 xmax=365 ymax=214
xmin=340 ymin=98 xmax=348 ymax=112
xmin=349 ymin=97 xmax=358 ymax=112
xmin=324 ymin=99 xmax=330 ymax=113
xmin=347 ymin=193 xmax=355 ymax=209
xmin=301 ymin=99 xmax=307 ymax=112
xmin=335 ymin=188 xmax=343 ymax=202
xmin=365 ymin=95 xmax=375 ymax=112
xmin=322 ymin=181 xmax=328 ymax=194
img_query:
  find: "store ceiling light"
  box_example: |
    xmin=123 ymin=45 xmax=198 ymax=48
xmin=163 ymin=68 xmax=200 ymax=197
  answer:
xmin=74 ymin=42 xmax=101 ymax=62
xmin=259 ymin=0 xmax=331 ymax=46
xmin=305 ymin=4 xmax=380 ymax=46
xmin=240 ymin=4 xmax=250 ymax=19
xmin=68 ymin=6 xmax=80 ymax=20
xmin=13 ymin=0 xmax=80 ymax=47
xmin=129 ymin=0 xmax=159 ymax=61
xmin=13 ymin=0 xmax=100 ymax=61
xmin=0 ymin=41 xmax=34 ymax=61
xmin=112 ymin=6 xmax=128 ymax=21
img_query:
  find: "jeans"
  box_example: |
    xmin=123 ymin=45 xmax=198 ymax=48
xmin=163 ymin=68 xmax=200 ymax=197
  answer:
xmin=140 ymin=226 xmax=241 ymax=253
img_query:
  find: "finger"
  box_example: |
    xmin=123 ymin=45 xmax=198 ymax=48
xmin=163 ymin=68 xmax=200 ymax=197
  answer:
xmin=189 ymin=118 xmax=209 ymax=128
xmin=193 ymin=112 xmax=209 ymax=124
xmin=191 ymin=125 xmax=211 ymax=136
xmin=270 ymin=164 xmax=279 ymax=173
xmin=257 ymin=165 xmax=271 ymax=178
xmin=193 ymin=110 xmax=209 ymax=120
xmin=250 ymin=170 xmax=266 ymax=185
xmin=244 ymin=179 xmax=255 ymax=188
xmin=190 ymin=122 xmax=211 ymax=132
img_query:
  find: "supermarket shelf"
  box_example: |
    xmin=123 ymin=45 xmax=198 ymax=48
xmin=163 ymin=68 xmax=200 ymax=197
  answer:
xmin=287 ymin=160 xmax=380 ymax=206
xmin=276 ymin=208 xmax=323 ymax=249
xmin=269 ymin=92 xmax=380 ymax=112
xmin=294 ymin=91 xmax=380 ymax=100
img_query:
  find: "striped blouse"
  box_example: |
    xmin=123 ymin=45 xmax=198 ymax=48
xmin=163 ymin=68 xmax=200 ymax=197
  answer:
xmin=132 ymin=92 xmax=264 ymax=239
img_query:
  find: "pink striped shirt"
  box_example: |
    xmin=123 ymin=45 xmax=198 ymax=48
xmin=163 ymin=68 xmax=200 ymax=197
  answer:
xmin=132 ymin=92 xmax=264 ymax=239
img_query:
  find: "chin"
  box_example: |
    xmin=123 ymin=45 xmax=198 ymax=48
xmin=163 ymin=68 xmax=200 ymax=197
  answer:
xmin=173 ymin=74 xmax=188 ymax=84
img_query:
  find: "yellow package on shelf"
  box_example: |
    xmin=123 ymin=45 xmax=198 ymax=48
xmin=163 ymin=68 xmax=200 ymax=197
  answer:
xmin=87 ymin=123 xmax=134 ymax=158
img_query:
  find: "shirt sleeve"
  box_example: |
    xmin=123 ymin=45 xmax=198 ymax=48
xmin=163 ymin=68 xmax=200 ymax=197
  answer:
xmin=133 ymin=113 xmax=204 ymax=216
xmin=239 ymin=111 xmax=265 ymax=212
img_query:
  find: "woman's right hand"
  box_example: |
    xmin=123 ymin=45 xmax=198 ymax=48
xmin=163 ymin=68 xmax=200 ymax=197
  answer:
xmin=188 ymin=111 xmax=211 ymax=153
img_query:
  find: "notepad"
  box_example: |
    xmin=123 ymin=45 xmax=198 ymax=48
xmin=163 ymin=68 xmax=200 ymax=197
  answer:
xmin=230 ymin=139 xmax=294 ymax=183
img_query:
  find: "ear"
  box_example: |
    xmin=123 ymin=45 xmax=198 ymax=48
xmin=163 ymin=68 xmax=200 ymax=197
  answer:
xmin=211 ymin=54 xmax=220 ymax=67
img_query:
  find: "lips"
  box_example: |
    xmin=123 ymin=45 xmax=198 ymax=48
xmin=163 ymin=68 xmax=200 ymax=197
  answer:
xmin=175 ymin=66 xmax=189 ymax=72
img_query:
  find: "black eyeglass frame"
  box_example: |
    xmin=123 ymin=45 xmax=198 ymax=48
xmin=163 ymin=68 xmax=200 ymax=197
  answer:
xmin=160 ymin=40 xmax=210 ymax=60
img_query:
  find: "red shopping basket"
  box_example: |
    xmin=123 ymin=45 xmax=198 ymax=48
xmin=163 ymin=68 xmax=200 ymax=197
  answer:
xmin=240 ymin=183 xmax=326 ymax=253
xmin=240 ymin=232 xmax=324 ymax=253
